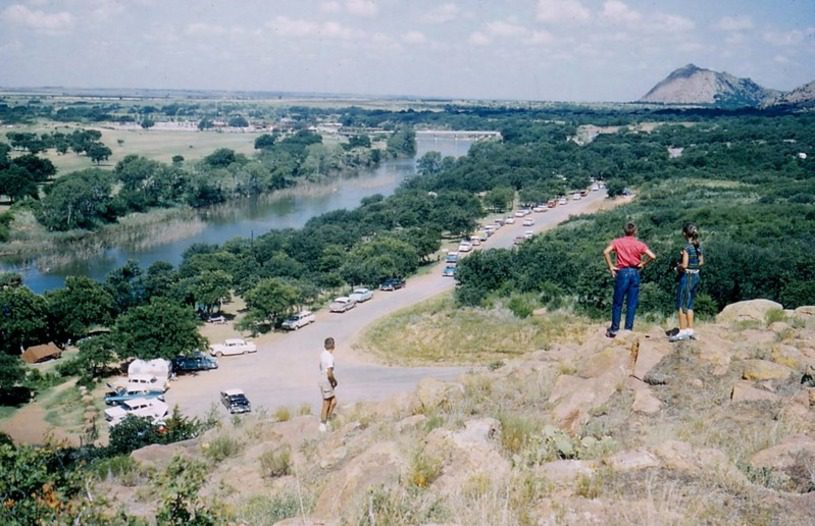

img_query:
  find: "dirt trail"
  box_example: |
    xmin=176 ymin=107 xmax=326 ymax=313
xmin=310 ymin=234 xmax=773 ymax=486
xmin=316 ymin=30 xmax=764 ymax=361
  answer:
xmin=0 ymin=381 xmax=81 ymax=446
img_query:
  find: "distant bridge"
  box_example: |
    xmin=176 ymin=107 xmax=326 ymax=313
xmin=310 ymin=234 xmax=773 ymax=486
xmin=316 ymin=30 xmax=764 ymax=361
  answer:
xmin=416 ymin=130 xmax=502 ymax=141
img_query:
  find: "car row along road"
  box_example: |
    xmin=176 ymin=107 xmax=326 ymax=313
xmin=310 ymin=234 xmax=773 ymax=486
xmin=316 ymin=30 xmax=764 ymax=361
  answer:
xmin=164 ymin=190 xmax=609 ymax=419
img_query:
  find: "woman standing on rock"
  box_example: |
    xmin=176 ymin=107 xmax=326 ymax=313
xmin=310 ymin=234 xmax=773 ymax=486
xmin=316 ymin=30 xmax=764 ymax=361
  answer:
xmin=670 ymin=223 xmax=704 ymax=342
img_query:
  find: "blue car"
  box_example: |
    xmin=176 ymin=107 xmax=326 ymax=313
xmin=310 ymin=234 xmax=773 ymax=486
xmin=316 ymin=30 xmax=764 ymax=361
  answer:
xmin=442 ymin=265 xmax=457 ymax=277
xmin=104 ymin=387 xmax=165 ymax=406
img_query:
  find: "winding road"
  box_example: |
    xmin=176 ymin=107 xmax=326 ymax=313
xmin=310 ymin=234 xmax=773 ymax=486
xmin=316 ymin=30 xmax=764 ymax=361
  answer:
xmin=164 ymin=190 xmax=610 ymax=418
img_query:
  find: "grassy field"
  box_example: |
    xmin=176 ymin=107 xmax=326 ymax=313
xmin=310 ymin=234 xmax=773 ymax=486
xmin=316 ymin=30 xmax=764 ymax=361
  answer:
xmin=3 ymin=124 xmax=265 ymax=174
xmin=359 ymin=293 xmax=590 ymax=366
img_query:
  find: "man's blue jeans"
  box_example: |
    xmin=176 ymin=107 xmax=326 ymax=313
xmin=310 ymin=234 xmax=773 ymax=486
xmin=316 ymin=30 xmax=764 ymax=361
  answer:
xmin=610 ymin=267 xmax=640 ymax=333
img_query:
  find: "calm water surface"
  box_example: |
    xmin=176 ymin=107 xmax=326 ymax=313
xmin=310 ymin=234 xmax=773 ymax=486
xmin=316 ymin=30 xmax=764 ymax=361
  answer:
xmin=3 ymin=137 xmax=473 ymax=293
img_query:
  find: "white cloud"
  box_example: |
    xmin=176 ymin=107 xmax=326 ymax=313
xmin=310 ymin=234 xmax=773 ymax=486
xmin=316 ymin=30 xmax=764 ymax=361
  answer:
xmin=716 ymin=15 xmax=753 ymax=32
xmin=484 ymin=20 xmax=528 ymax=39
xmin=725 ymin=32 xmax=746 ymax=46
xmin=774 ymin=54 xmax=790 ymax=64
xmin=345 ymin=0 xmax=377 ymax=17
xmin=402 ymin=30 xmax=427 ymax=45
xmin=601 ymin=1 xmax=641 ymax=24
xmin=763 ymin=28 xmax=812 ymax=46
xmin=185 ymin=22 xmax=227 ymax=37
xmin=2 ymin=4 xmax=74 ymax=33
xmin=536 ymin=0 xmax=590 ymax=23
xmin=266 ymin=16 xmax=363 ymax=40
xmin=468 ymin=31 xmax=491 ymax=46
xmin=320 ymin=1 xmax=342 ymax=14
xmin=528 ymin=30 xmax=555 ymax=45
xmin=421 ymin=3 xmax=459 ymax=24
xmin=651 ymin=13 xmax=695 ymax=33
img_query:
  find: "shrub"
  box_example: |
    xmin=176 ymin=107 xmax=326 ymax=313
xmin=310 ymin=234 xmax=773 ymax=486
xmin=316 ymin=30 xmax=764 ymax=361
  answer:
xmin=259 ymin=447 xmax=291 ymax=478
xmin=507 ymin=293 xmax=535 ymax=318
xmin=202 ymin=434 xmax=242 ymax=463
xmin=408 ymin=450 xmax=442 ymax=489
xmin=765 ymin=308 xmax=787 ymax=326
xmin=297 ymin=403 xmax=312 ymax=416
xmin=234 ymin=494 xmax=304 ymax=525
xmin=274 ymin=406 xmax=291 ymax=422
xmin=499 ymin=413 xmax=536 ymax=455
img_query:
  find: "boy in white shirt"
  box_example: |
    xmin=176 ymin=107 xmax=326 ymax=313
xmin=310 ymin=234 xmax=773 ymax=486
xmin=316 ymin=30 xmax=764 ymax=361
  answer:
xmin=319 ymin=337 xmax=338 ymax=432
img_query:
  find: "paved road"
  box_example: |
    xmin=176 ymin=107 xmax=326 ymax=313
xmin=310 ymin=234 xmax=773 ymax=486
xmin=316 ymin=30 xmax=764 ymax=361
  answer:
xmin=164 ymin=190 xmax=608 ymax=418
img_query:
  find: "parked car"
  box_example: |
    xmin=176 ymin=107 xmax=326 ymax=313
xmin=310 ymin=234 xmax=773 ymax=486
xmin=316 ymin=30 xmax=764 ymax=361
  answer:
xmin=330 ymin=296 xmax=356 ymax=313
xmin=591 ymin=183 xmax=600 ymax=191
xmin=104 ymin=387 xmax=165 ymax=406
xmin=558 ymin=197 xmax=568 ymax=205
xmin=524 ymin=230 xmax=535 ymax=239
xmin=580 ymin=190 xmax=589 ymax=197
xmin=505 ymin=216 xmax=516 ymax=224
xmin=349 ymin=288 xmax=373 ymax=303
xmin=469 ymin=237 xmax=481 ymax=246
xmin=513 ymin=236 xmax=526 ymax=245
xmin=209 ymin=338 xmax=257 ymax=357
xmin=533 ymin=205 xmax=547 ymax=213
xmin=205 ymin=314 xmax=226 ymax=324
xmin=442 ymin=265 xmax=457 ymax=277
xmin=514 ymin=210 xmax=526 ymax=217
xmin=171 ymin=353 xmax=218 ymax=373
xmin=458 ymin=241 xmax=473 ymax=252
xmin=281 ymin=310 xmax=316 ymax=330
xmin=221 ymin=388 xmax=252 ymax=414
xmin=572 ymin=193 xmax=582 ymax=200
xmin=104 ymin=398 xmax=169 ymax=427
xmin=547 ymin=200 xmax=557 ymax=208
xmin=522 ymin=218 xmax=535 ymax=227
xmin=380 ymin=277 xmax=406 ymax=291
xmin=495 ymin=218 xmax=505 ymax=226
xmin=446 ymin=252 xmax=459 ymax=263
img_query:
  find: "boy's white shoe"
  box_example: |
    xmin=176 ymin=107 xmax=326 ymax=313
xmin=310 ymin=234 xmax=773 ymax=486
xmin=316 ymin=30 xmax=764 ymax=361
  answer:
xmin=319 ymin=422 xmax=327 ymax=433
xmin=669 ymin=330 xmax=689 ymax=342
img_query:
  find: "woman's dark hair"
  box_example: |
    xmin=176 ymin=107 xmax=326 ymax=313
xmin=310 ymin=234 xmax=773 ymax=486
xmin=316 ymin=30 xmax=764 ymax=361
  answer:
xmin=623 ymin=222 xmax=637 ymax=236
xmin=683 ymin=222 xmax=700 ymax=248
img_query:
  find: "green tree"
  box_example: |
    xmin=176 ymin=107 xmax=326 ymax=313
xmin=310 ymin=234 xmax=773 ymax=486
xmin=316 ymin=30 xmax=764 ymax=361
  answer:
xmin=12 ymin=154 xmax=56 ymax=182
xmin=0 ymin=286 xmax=49 ymax=354
xmin=243 ymin=278 xmax=301 ymax=327
xmin=36 ymin=169 xmax=115 ymax=231
xmin=189 ymin=270 xmax=232 ymax=315
xmin=140 ymin=117 xmax=155 ymax=129
xmin=485 ymin=186 xmax=514 ymax=211
xmin=386 ymin=126 xmax=416 ymax=157
xmin=340 ymin=236 xmax=419 ymax=286
xmin=87 ymin=142 xmax=112 ymax=164
xmin=0 ymin=166 xmax=38 ymax=203
xmin=254 ymin=133 xmax=277 ymax=150
xmin=155 ymin=456 xmax=217 ymax=526
xmin=113 ymin=300 xmax=207 ymax=360
xmin=227 ymin=115 xmax=249 ymax=127
xmin=0 ymin=353 xmax=25 ymax=388
xmin=46 ymin=276 xmax=115 ymax=344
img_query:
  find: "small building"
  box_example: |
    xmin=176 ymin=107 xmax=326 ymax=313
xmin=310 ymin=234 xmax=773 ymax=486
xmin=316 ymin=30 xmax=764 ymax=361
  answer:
xmin=21 ymin=343 xmax=62 ymax=364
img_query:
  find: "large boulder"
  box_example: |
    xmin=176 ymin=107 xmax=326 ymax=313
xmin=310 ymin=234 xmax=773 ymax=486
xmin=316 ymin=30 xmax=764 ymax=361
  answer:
xmin=130 ymin=438 xmax=198 ymax=470
xmin=717 ymin=299 xmax=783 ymax=324
xmin=313 ymin=441 xmax=406 ymax=519
xmin=537 ymin=459 xmax=596 ymax=487
xmin=730 ymin=381 xmax=782 ymax=403
xmin=549 ymin=373 xmax=622 ymax=434
xmin=741 ymin=359 xmax=793 ymax=381
xmin=771 ymin=344 xmax=806 ymax=369
xmin=606 ymin=449 xmax=660 ymax=472
xmin=423 ymin=418 xmax=510 ymax=496
xmin=793 ymin=305 xmax=815 ymax=319
xmin=750 ymin=435 xmax=815 ymax=470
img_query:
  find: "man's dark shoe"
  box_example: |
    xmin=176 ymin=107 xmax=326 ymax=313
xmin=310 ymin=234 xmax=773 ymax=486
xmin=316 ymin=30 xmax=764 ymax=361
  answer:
xmin=665 ymin=327 xmax=680 ymax=337
xmin=605 ymin=328 xmax=617 ymax=338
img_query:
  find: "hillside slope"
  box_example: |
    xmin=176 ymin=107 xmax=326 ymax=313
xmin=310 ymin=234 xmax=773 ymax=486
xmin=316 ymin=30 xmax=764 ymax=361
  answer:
xmin=105 ymin=299 xmax=815 ymax=525
xmin=640 ymin=64 xmax=778 ymax=107
xmin=768 ymin=80 xmax=815 ymax=108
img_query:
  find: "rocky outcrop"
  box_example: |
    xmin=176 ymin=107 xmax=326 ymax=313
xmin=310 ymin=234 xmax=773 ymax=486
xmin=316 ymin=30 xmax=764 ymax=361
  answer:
xmin=717 ymin=299 xmax=784 ymax=323
xmin=640 ymin=64 xmax=778 ymax=107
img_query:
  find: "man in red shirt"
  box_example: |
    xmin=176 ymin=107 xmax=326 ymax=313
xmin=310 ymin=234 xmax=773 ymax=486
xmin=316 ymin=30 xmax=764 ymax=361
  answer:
xmin=602 ymin=222 xmax=656 ymax=338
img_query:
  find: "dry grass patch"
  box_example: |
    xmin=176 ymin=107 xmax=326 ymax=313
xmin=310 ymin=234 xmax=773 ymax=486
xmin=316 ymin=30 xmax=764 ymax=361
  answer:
xmin=360 ymin=294 xmax=587 ymax=366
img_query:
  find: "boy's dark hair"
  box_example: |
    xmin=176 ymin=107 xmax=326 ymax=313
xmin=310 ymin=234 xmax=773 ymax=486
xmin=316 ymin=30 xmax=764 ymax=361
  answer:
xmin=324 ymin=337 xmax=335 ymax=350
xmin=623 ymin=222 xmax=637 ymax=236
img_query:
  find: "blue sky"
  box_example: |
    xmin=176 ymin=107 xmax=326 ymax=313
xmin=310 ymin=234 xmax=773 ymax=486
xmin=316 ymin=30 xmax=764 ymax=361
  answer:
xmin=1 ymin=0 xmax=813 ymax=101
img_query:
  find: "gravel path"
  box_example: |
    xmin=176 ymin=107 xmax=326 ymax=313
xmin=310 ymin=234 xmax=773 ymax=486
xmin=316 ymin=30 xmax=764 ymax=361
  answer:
xmin=163 ymin=191 xmax=610 ymax=419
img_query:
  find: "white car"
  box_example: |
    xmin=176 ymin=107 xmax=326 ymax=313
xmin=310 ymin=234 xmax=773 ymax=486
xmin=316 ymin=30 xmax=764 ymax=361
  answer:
xmin=349 ymin=287 xmax=373 ymax=303
xmin=533 ymin=206 xmax=547 ymax=213
xmin=281 ymin=310 xmax=315 ymax=330
xmin=469 ymin=237 xmax=481 ymax=246
xmin=210 ymin=338 xmax=257 ymax=357
xmin=524 ymin=230 xmax=535 ymax=239
xmin=330 ymin=296 xmax=356 ymax=313
xmin=522 ymin=218 xmax=535 ymax=227
xmin=558 ymin=198 xmax=568 ymax=205
xmin=514 ymin=210 xmax=525 ymax=217
xmin=458 ymin=241 xmax=473 ymax=252
xmin=591 ymin=183 xmax=600 ymax=191
xmin=104 ymin=398 xmax=169 ymax=427
xmin=572 ymin=193 xmax=582 ymax=200
xmin=505 ymin=216 xmax=516 ymax=224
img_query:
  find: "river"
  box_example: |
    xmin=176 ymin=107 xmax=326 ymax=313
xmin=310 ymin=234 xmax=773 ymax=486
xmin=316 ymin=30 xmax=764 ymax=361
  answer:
xmin=2 ymin=136 xmax=475 ymax=293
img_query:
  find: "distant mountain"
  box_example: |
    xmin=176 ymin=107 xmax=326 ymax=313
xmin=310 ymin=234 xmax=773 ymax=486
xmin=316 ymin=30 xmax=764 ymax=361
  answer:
xmin=766 ymin=80 xmax=815 ymax=108
xmin=639 ymin=64 xmax=779 ymax=108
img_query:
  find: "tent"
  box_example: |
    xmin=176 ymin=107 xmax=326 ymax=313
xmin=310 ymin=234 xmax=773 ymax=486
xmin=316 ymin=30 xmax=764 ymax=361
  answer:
xmin=21 ymin=343 xmax=62 ymax=364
